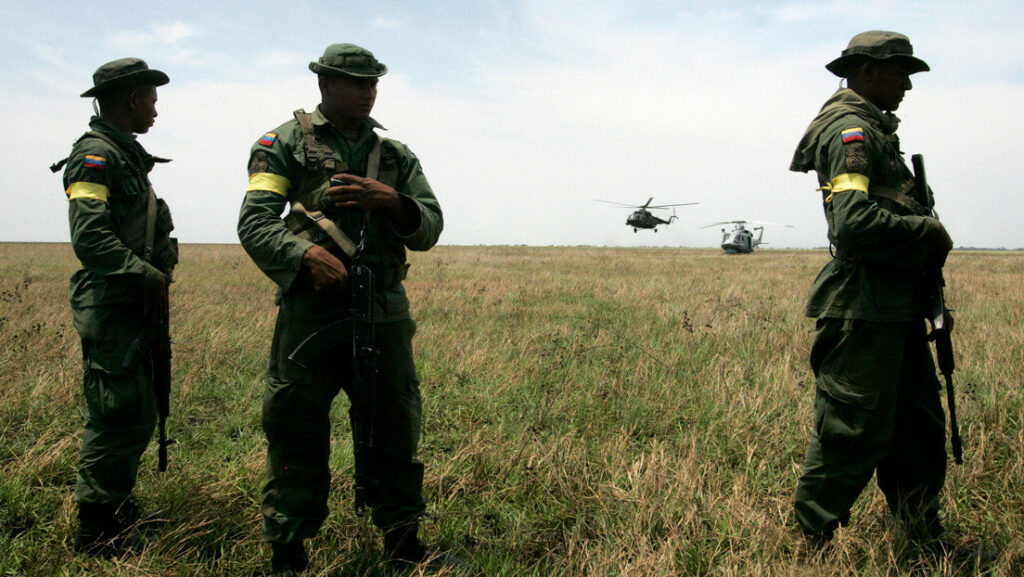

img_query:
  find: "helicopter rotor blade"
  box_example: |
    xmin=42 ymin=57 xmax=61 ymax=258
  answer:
xmin=647 ymin=202 xmax=699 ymax=209
xmin=700 ymin=220 xmax=745 ymax=228
xmin=699 ymin=220 xmax=794 ymax=228
xmin=594 ymin=199 xmax=645 ymax=208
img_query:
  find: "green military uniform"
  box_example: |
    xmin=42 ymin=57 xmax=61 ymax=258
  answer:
xmin=237 ymin=46 xmax=442 ymax=549
xmin=789 ymin=32 xmax=952 ymax=540
xmin=61 ymin=59 xmax=175 ymax=526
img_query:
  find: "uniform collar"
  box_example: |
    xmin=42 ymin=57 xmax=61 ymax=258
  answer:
xmin=87 ymin=116 xmax=169 ymax=165
xmin=790 ymin=88 xmax=900 ymax=173
xmin=310 ymin=106 xmax=386 ymax=132
xmin=88 ymin=116 xmax=140 ymax=147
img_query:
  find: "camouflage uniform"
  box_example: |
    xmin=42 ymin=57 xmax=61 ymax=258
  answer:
xmin=237 ymin=45 xmax=442 ymax=550
xmin=60 ymin=58 xmax=175 ymax=550
xmin=789 ymin=32 xmax=952 ymax=540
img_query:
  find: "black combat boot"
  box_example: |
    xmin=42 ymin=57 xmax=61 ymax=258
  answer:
xmin=270 ymin=541 xmax=308 ymax=576
xmin=384 ymin=521 xmax=459 ymax=568
xmin=74 ymin=502 xmax=121 ymax=557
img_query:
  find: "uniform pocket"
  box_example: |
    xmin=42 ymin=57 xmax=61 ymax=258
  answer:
xmin=811 ymin=318 xmax=887 ymax=411
xmin=83 ymin=368 xmax=147 ymax=424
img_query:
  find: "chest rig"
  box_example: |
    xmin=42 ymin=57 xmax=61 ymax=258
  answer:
xmin=283 ymin=109 xmax=400 ymax=259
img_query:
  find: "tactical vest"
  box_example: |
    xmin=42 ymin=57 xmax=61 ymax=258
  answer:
xmin=282 ymin=110 xmax=407 ymax=284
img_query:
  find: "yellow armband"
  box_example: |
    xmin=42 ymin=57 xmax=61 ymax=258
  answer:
xmin=66 ymin=182 xmax=110 ymax=203
xmin=819 ymin=173 xmax=869 ymax=203
xmin=247 ymin=172 xmax=291 ymax=197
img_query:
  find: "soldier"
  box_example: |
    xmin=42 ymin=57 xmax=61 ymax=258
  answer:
xmin=788 ymin=32 xmax=955 ymax=545
xmin=237 ymin=44 xmax=446 ymax=574
xmin=58 ymin=58 xmax=177 ymax=555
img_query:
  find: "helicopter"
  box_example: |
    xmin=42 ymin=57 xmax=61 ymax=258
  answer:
xmin=595 ymin=197 xmax=699 ymax=232
xmin=701 ymin=220 xmax=794 ymax=254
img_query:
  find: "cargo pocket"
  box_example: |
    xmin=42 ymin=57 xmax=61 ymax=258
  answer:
xmin=811 ymin=318 xmax=885 ymax=411
xmin=810 ymin=318 xmax=895 ymax=451
xmin=83 ymin=368 xmax=147 ymax=425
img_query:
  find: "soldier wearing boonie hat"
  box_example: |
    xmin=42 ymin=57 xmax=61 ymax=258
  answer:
xmin=238 ymin=43 xmax=451 ymax=574
xmin=81 ymin=57 xmax=170 ymax=97
xmin=308 ymin=42 xmax=389 ymax=77
xmin=788 ymin=32 xmax=958 ymax=550
xmin=824 ymin=31 xmax=930 ymax=78
xmin=55 ymin=57 xmax=177 ymax=557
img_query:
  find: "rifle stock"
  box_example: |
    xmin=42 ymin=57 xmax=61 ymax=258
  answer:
xmin=912 ymin=154 xmax=963 ymax=465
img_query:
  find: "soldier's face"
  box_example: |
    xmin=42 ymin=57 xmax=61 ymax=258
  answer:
xmin=866 ymin=61 xmax=913 ymax=111
xmin=322 ymin=76 xmax=378 ymax=123
xmin=130 ymin=86 xmax=159 ymax=134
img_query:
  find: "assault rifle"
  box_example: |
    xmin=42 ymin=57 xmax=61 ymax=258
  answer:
xmin=912 ymin=154 xmax=963 ymax=465
xmin=123 ymin=276 xmax=173 ymax=472
xmin=288 ymin=214 xmax=379 ymax=516
xmin=123 ymin=187 xmax=174 ymax=472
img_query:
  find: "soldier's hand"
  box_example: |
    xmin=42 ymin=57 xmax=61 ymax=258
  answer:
xmin=142 ymin=264 xmax=167 ymax=321
xmin=303 ymin=244 xmax=348 ymax=291
xmin=326 ymin=174 xmax=402 ymax=213
xmin=327 ymin=174 xmax=419 ymax=234
xmin=926 ymin=219 xmax=953 ymax=269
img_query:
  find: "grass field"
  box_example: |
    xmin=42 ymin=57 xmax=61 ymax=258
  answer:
xmin=0 ymin=243 xmax=1021 ymax=576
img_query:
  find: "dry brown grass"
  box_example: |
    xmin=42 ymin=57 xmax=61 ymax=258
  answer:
xmin=0 ymin=243 xmax=1021 ymax=576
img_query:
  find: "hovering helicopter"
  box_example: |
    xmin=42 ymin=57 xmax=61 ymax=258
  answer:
xmin=595 ymin=197 xmax=699 ymax=232
xmin=701 ymin=220 xmax=794 ymax=254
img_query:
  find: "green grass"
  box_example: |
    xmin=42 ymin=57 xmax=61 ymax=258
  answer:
xmin=0 ymin=243 xmax=1021 ymax=576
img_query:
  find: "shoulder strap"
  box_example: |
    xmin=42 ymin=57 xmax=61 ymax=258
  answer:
xmin=293 ymin=108 xmax=343 ymax=172
xmin=144 ymin=187 xmax=158 ymax=262
xmin=366 ymin=133 xmax=382 ymax=180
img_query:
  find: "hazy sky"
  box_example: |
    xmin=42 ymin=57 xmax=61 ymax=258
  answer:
xmin=2 ymin=0 xmax=1021 ymax=248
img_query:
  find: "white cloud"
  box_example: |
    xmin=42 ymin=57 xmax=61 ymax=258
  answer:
xmin=370 ymin=16 xmax=406 ymax=31
xmin=108 ymin=21 xmax=201 ymax=48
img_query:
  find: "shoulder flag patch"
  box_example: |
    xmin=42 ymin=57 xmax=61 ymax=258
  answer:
xmin=83 ymin=155 xmax=107 ymax=169
xmin=259 ymin=132 xmax=278 ymax=147
xmin=841 ymin=128 xmax=865 ymax=144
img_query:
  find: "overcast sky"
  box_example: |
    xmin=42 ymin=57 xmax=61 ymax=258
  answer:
xmin=2 ymin=0 xmax=1021 ymax=249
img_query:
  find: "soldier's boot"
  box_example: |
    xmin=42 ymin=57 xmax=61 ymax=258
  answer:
xmin=270 ymin=541 xmax=308 ymax=576
xmin=383 ymin=521 xmax=460 ymax=569
xmin=74 ymin=502 xmax=122 ymax=557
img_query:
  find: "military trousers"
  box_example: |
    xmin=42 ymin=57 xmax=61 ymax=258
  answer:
xmin=73 ymin=305 xmax=158 ymax=505
xmin=794 ymin=317 xmax=947 ymax=538
xmin=261 ymin=317 xmax=426 ymax=544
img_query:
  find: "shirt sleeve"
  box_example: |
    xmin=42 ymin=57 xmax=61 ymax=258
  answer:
xmin=237 ymin=130 xmax=314 ymax=290
xmin=64 ymin=141 xmax=152 ymax=279
xmin=820 ymin=121 xmax=947 ymax=268
xmin=389 ymin=141 xmax=443 ymax=251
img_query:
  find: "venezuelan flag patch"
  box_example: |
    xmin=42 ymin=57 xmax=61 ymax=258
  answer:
xmin=841 ymin=128 xmax=865 ymax=144
xmin=259 ymin=132 xmax=277 ymax=147
xmin=83 ymin=155 xmax=107 ymax=169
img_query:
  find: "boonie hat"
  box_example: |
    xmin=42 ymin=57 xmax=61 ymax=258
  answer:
xmin=81 ymin=58 xmax=169 ymax=97
xmin=309 ymin=43 xmax=387 ymax=78
xmin=826 ymin=31 xmax=930 ymax=77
